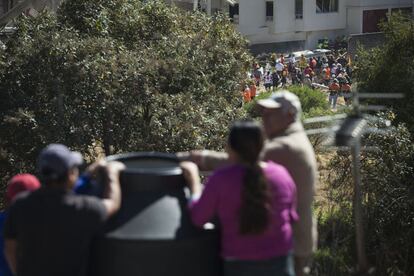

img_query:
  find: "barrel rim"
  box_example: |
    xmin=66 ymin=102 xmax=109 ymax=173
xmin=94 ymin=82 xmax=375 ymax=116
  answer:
xmin=106 ymin=152 xmax=182 ymax=176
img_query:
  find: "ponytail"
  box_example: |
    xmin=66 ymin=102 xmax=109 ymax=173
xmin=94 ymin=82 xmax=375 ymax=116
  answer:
xmin=227 ymin=120 xmax=271 ymax=235
xmin=239 ymin=163 xmax=271 ymax=235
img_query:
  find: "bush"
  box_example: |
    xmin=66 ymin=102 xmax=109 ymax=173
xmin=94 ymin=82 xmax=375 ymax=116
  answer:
xmin=287 ymin=85 xmax=330 ymax=118
xmin=244 ymin=85 xmax=330 ymax=118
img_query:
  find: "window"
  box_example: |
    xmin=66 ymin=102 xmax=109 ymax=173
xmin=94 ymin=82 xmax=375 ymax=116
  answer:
xmin=316 ymin=0 xmax=338 ymax=13
xmin=295 ymin=0 xmax=303 ymax=19
xmin=362 ymin=9 xmax=387 ymax=33
xmin=229 ymin=4 xmax=239 ymax=23
xmin=266 ymin=1 xmax=273 ymax=21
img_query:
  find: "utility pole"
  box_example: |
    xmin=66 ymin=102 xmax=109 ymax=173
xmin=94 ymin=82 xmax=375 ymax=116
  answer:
xmin=351 ymin=93 xmax=369 ymax=273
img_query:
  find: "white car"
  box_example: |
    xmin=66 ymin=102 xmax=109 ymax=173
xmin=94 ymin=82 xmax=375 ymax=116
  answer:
xmin=285 ymin=50 xmax=314 ymax=64
xmin=311 ymin=49 xmax=332 ymax=60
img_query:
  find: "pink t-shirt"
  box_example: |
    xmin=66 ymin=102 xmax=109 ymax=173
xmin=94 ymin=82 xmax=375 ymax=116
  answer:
xmin=189 ymin=162 xmax=298 ymax=260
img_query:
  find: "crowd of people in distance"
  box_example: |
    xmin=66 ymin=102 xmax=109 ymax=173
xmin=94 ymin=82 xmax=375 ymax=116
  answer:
xmin=2 ymin=91 xmax=317 ymax=276
xmin=243 ymin=51 xmax=354 ymax=111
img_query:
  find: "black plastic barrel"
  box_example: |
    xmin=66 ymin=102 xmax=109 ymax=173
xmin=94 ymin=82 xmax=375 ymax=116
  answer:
xmin=90 ymin=152 xmax=221 ymax=276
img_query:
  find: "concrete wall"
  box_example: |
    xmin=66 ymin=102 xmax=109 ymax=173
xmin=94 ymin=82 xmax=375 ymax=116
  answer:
xmin=235 ymin=0 xmax=304 ymax=45
xmin=348 ymin=32 xmax=385 ymax=59
xmin=305 ymin=29 xmax=347 ymax=48
xmin=238 ymin=0 xmax=266 ymax=36
xmin=210 ymin=0 xmax=223 ymax=13
xmin=249 ymin=40 xmax=305 ymax=56
xmin=302 ymin=0 xmax=347 ymax=32
xmin=273 ymin=0 xmax=296 ymax=33
xmin=347 ymin=6 xmax=362 ymax=34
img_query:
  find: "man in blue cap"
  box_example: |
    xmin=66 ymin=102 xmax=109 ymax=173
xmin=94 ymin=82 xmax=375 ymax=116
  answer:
xmin=4 ymin=144 xmax=124 ymax=276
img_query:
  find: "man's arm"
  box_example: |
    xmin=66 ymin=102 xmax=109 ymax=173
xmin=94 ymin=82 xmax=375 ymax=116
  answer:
xmin=177 ymin=150 xmax=229 ymax=172
xmin=101 ymin=162 xmax=125 ymax=217
xmin=4 ymin=239 xmax=17 ymax=275
xmin=89 ymin=161 xmax=125 ymax=217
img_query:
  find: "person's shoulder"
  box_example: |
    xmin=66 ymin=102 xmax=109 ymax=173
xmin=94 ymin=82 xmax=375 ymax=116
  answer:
xmin=63 ymin=194 xmax=108 ymax=224
xmin=12 ymin=190 xmax=32 ymax=202
xmin=263 ymin=161 xmax=295 ymax=186
xmin=267 ymin=130 xmax=312 ymax=153
xmin=265 ymin=136 xmax=291 ymax=151
xmin=8 ymin=190 xmax=37 ymax=210
xmin=264 ymin=161 xmax=288 ymax=174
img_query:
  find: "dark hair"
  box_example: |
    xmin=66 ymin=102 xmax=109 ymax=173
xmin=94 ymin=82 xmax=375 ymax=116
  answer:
xmin=228 ymin=120 xmax=271 ymax=235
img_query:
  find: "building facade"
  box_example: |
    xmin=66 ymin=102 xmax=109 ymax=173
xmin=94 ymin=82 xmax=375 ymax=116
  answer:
xmin=202 ymin=0 xmax=413 ymax=49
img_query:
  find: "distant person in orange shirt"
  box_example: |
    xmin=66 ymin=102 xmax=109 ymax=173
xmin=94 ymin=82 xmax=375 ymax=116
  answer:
xmin=323 ymin=67 xmax=331 ymax=86
xmin=243 ymin=85 xmax=251 ymax=103
xmin=328 ymin=79 xmax=340 ymax=110
xmin=341 ymin=81 xmax=352 ymax=106
xmin=249 ymin=82 xmax=257 ymax=99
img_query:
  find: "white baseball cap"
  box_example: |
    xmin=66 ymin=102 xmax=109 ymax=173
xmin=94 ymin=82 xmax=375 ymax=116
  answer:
xmin=257 ymin=90 xmax=302 ymax=119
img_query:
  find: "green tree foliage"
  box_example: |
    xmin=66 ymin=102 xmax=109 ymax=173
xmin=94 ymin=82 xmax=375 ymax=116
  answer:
xmin=356 ymin=13 xmax=414 ymax=134
xmin=317 ymin=113 xmax=414 ymax=274
xmin=0 ymin=0 xmax=251 ymax=204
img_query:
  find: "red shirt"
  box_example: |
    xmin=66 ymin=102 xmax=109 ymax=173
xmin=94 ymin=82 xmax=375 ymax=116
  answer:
xmin=249 ymin=85 xmax=257 ymax=97
xmin=329 ymin=83 xmax=340 ymax=91
xmin=311 ymin=59 xmax=317 ymax=69
xmin=342 ymin=84 xmax=351 ymax=92
xmin=243 ymin=88 xmax=251 ymax=102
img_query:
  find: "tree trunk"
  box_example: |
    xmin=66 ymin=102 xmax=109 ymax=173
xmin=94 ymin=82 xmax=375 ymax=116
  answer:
xmin=103 ymin=113 xmax=113 ymax=156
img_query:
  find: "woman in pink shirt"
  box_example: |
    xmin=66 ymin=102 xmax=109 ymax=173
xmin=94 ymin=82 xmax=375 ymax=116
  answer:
xmin=181 ymin=120 xmax=298 ymax=276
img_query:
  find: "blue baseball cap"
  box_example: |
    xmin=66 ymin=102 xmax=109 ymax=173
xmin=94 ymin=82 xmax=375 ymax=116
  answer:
xmin=37 ymin=144 xmax=83 ymax=180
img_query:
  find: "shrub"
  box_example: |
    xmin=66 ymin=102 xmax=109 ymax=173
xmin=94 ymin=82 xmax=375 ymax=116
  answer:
xmin=244 ymin=85 xmax=330 ymax=118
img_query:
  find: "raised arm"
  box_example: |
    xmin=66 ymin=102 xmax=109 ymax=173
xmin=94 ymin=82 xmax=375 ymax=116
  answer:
xmin=88 ymin=161 xmax=125 ymax=217
xmin=177 ymin=150 xmax=229 ymax=171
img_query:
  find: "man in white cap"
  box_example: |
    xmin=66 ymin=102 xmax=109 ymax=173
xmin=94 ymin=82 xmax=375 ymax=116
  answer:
xmin=4 ymin=144 xmax=125 ymax=276
xmin=179 ymin=90 xmax=318 ymax=276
